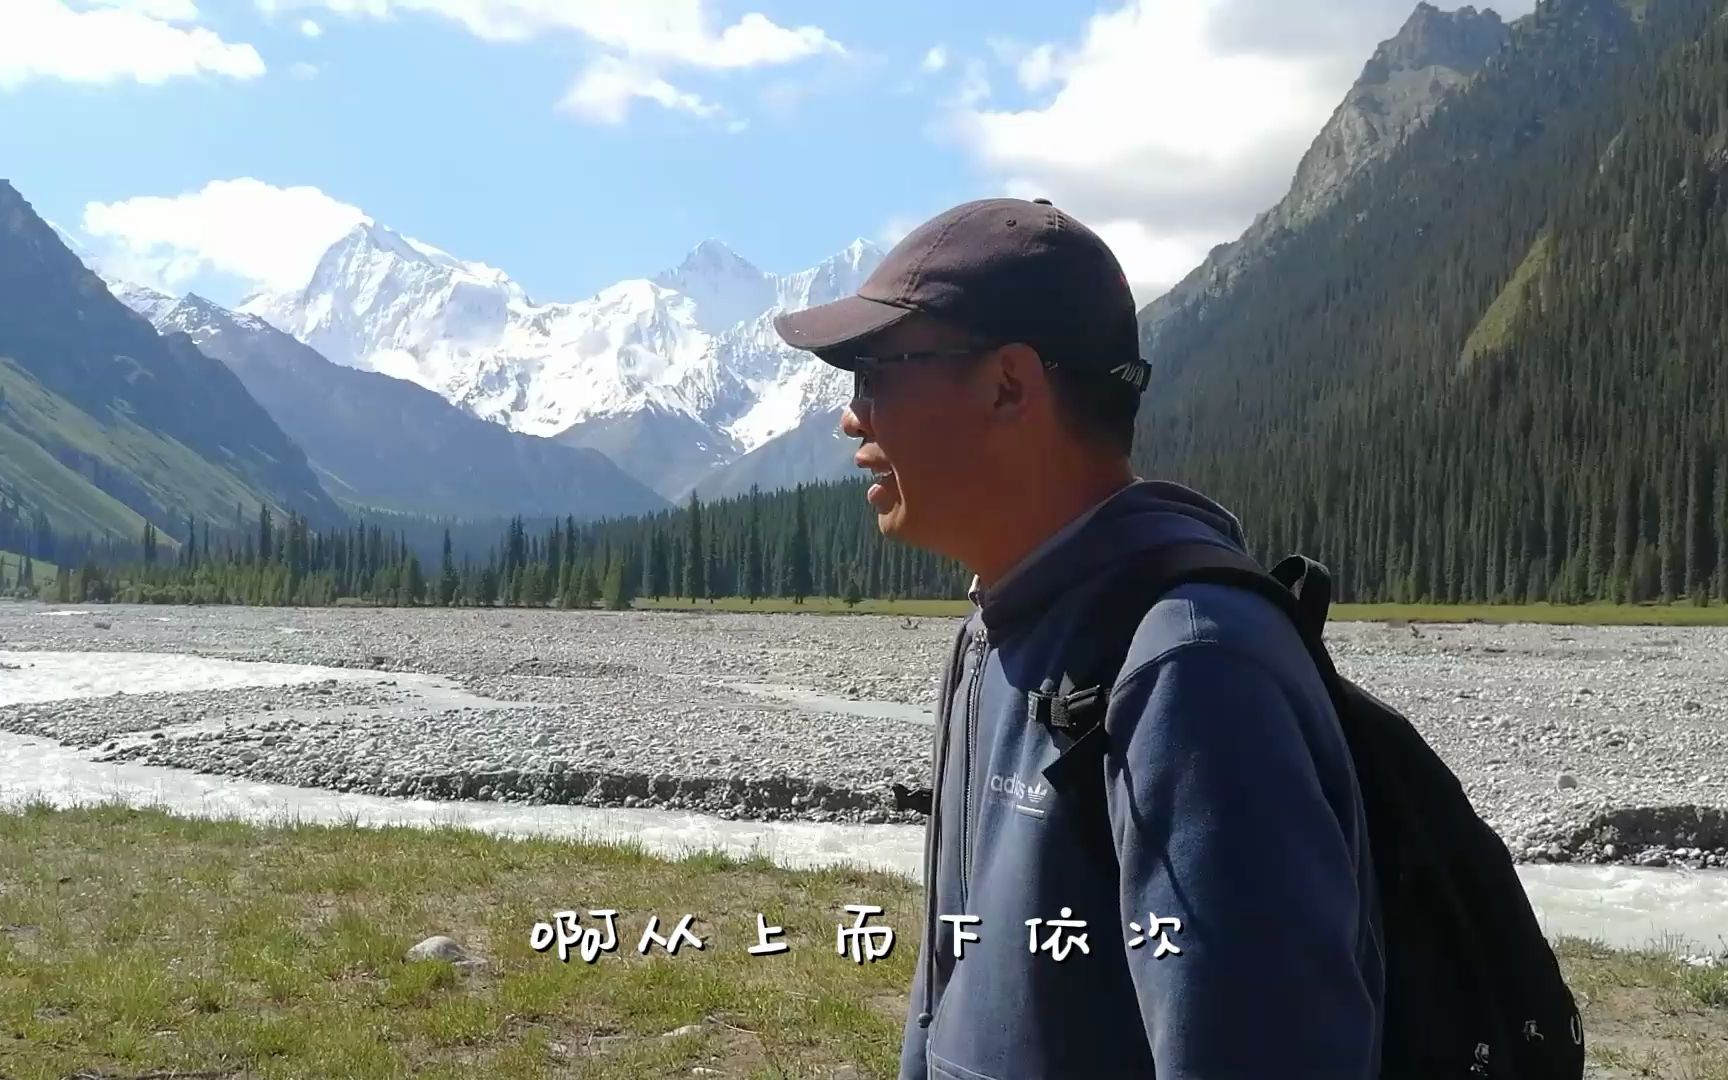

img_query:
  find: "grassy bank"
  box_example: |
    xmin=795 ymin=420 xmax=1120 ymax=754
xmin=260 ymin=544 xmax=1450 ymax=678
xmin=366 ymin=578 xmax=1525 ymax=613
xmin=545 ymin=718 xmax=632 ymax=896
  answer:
xmin=633 ymin=594 xmax=1728 ymax=627
xmin=0 ymin=549 xmax=56 ymax=592
xmin=1329 ymin=600 xmax=1728 ymax=627
xmin=0 ymin=806 xmax=1724 ymax=1079
xmin=633 ymin=596 xmax=970 ymax=618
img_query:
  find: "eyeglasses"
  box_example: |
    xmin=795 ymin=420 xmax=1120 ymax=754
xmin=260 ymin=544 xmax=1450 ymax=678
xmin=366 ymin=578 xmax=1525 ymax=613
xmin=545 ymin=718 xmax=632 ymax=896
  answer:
xmin=846 ymin=345 xmax=1007 ymax=407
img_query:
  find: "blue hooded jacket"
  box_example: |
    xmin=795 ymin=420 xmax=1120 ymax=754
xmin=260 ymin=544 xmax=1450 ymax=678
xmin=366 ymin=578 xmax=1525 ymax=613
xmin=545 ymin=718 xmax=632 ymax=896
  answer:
xmin=899 ymin=479 xmax=1384 ymax=1079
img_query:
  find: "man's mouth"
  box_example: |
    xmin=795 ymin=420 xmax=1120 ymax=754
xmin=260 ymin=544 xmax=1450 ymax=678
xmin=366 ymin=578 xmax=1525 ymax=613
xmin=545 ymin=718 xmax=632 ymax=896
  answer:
xmin=861 ymin=461 xmax=899 ymax=511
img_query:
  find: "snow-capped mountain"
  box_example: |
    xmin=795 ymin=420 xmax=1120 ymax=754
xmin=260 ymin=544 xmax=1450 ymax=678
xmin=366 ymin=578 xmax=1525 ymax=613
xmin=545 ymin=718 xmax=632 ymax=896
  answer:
xmin=108 ymin=280 xmax=181 ymax=325
xmin=118 ymin=288 xmax=667 ymax=522
xmin=242 ymin=222 xmax=880 ymax=499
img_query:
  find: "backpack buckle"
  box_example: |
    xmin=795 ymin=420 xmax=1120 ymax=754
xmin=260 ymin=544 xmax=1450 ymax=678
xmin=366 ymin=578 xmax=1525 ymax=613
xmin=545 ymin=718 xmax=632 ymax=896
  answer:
xmin=1028 ymin=682 xmax=1102 ymax=734
xmin=1027 ymin=687 xmax=1060 ymax=730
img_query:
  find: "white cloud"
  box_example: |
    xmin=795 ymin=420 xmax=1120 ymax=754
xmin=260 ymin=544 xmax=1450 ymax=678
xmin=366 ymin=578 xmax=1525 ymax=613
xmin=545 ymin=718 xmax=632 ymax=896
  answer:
xmin=0 ymin=0 xmax=265 ymax=89
xmin=80 ymin=178 xmax=366 ymax=295
xmin=1014 ymin=43 xmax=1063 ymax=92
xmin=983 ymin=37 xmax=1068 ymax=93
xmin=299 ymin=17 xmax=321 ymax=36
xmin=680 ymin=12 xmax=841 ymax=70
xmin=953 ymin=57 xmax=990 ymax=109
xmin=254 ymin=1 xmax=842 ymax=124
xmin=86 ymin=0 xmax=200 ymax=20
xmin=560 ymin=56 xmax=719 ymax=124
xmin=290 ymin=61 xmax=318 ymax=78
xmin=257 ymin=1 xmax=841 ymax=63
xmin=921 ymin=45 xmax=948 ymax=74
xmin=877 ymin=214 xmax=920 ymax=250
xmin=946 ymin=0 xmax=1482 ymax=303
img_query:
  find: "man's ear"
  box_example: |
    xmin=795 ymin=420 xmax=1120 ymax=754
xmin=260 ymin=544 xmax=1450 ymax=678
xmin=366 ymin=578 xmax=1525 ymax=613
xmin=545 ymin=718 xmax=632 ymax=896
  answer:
xmin=989 ymin=343 xmax=1043 ymax=415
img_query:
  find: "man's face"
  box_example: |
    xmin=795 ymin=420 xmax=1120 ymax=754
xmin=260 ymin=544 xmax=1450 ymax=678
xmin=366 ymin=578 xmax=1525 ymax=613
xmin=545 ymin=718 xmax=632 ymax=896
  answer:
xmin=838 ymin=317 xmax=1000 ymax=557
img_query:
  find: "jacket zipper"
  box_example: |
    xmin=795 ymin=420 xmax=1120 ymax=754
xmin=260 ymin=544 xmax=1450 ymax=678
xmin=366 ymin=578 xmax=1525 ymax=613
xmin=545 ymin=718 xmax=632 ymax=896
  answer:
xmin=919 ymin=625 xmax=973 ymax=1031
xmin=959 ymin=625 xmax=987 ymax=906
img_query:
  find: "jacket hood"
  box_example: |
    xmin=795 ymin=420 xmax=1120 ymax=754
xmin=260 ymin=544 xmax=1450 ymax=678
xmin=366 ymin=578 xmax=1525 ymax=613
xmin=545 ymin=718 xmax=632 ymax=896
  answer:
xmin=977 ymin=478 xmax=1249 ymax=634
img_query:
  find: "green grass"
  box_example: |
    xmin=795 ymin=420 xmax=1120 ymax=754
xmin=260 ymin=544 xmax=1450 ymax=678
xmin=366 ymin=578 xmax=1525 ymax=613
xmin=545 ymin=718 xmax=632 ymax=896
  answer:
xmin=634 ymin=595 xmax=973 ymax=618
xmin=0 ymin=548 xmax=57 ymax=590
xmin=1557 ymin=936 xmax=1728 ymax=1079
xmin=0 ymin=354 xmax=245 ymax=542
xmin=0 ymin=377 xmax=150 ymax=541
xmin=630 ymin=594 xmax=1728 ymax=627
xmin=0 ymin=805 xmax=1722 ymax=1079
xmin=0 ymin=803 xmax=922 ymax=1079
xmin=1461 ymin=229 xmax=1554 ymax=368
xmin=1330 ymin=600 xmax=1728 ymax=626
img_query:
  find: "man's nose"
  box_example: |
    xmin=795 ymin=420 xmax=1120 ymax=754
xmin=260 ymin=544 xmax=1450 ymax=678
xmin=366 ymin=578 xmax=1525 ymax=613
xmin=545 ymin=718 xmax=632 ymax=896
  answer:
xmin=841 ymin=402 xmax=869 ymax=440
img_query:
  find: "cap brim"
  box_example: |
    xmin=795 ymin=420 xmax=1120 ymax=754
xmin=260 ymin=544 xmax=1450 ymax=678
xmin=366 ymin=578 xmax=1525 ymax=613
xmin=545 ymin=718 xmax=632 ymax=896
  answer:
xmin=772 ymin=295 xmax=915 ymax=368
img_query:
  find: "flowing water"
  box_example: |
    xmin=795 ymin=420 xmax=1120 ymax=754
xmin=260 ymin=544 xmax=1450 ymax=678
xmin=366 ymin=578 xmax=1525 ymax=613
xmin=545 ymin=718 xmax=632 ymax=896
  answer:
xmin=2 ymin=650 xmax=1724 ymax=954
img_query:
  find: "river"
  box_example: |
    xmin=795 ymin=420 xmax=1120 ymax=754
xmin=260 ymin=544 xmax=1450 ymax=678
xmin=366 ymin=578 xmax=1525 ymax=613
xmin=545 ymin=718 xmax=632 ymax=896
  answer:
xmin=2 ymin=648 xmax=1724 ymax=955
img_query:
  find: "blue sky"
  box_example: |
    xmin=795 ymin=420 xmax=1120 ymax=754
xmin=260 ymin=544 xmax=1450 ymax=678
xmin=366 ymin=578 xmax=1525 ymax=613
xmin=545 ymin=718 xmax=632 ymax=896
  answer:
xmin=2 ymin=0 xmax=1536 ymax=309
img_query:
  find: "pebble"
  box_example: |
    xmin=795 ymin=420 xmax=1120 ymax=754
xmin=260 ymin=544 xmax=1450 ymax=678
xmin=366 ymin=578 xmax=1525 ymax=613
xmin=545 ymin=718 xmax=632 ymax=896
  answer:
xmin=5 ymin=606 xmax=1728 ymax=861
xmin=406 ymin=935 xmax=473 ymax=964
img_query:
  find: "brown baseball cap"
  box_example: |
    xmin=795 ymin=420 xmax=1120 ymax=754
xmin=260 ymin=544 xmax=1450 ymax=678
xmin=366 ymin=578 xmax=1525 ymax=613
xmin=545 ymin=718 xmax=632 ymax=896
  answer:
xmin=773 ymin=197 xmax=1150 ymax=391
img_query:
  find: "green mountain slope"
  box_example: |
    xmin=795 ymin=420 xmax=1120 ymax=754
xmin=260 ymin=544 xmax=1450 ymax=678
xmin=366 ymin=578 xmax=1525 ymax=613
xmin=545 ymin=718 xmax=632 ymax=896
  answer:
xmin=1130 ymin=0 xmax=1728 ymax=606
xmin=0 ymin=181 xmax=342 ymax=540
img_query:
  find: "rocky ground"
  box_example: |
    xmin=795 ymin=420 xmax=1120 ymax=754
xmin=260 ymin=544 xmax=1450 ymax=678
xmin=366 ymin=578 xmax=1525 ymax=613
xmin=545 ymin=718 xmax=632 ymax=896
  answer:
xmin=2 ymin=602 xmax=1727 ymax=867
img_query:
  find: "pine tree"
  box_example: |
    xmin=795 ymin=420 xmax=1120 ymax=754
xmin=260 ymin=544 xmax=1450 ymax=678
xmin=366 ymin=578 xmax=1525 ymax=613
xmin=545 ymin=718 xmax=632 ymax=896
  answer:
xmin=648 ymin=531 xmax=669 ymax=600
xmin=438 ymin=529 xmax=459 ymax=606
xmin=605 ymin=554 xmax=635 ymax=611
xmin=1685 ymin=444 xmax=1712 ymax=602
xmin=1716 ymin=451 xmax=1728 ymax=603
xmin=1659 ymin=460 xmax=1681 ymax=602
xmin=578 ymin=560 xmax=600 ymax=608
xmin=744 ymin=485 xmax=764 ymax=603
xmin=684 ymin=493 xmax=706 ymax=601
xmin=1612 ymin=468 xmax=1637 ymax=603
xmin=257 ymin=505 xmax=273 ymax=564
xmin=405 ymin=554 xmax=425 ymax=606
xmin=788 ymin=485 xmax=812 ymax=603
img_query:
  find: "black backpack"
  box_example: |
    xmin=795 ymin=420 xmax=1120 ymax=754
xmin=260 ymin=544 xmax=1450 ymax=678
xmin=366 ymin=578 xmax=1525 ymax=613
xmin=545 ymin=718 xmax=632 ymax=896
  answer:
xmin=1025 ymin=542 xmax=1586 ymax=1080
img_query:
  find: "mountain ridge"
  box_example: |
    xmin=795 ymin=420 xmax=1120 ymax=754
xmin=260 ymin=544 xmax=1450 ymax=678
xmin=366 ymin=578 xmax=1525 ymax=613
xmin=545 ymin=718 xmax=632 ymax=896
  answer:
xmin=242 ymin=221 xmax=882 ymax=499
xmin=1137 ymin=1 xmax=1514 ymax=356
xmin=1123 ymin=0 xmax=1723 ymax=611
xmin=142 ymin=291 xmax=669 ymax=522
xmin=0 ymin=180 xmax=342 ymax=540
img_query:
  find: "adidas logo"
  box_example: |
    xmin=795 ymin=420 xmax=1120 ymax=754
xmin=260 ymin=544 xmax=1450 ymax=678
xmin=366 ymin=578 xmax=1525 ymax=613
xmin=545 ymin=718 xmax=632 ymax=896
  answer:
xmin=988 ymin=773 xmax=1050 ymax=804
xmin=1110 ymin=360 xmax=1152 ymax=391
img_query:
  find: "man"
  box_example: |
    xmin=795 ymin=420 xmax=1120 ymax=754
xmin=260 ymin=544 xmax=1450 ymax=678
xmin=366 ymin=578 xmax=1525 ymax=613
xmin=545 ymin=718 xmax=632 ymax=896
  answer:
xmin=774 ymin=198 xmax=1384 ymax=1078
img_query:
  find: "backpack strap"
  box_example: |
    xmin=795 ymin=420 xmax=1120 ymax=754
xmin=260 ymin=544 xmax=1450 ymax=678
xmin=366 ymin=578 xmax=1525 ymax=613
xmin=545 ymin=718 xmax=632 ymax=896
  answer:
xmin=1031 ymin=544 xmax=1342 ymax=873
xmin=1028 ymin=543 xmax=1318 ymax=743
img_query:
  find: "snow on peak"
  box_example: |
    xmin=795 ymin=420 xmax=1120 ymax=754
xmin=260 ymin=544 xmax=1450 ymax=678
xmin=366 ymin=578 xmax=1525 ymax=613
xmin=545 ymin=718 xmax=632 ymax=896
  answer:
xmin=240 ymin=216 xmax=531 ymax=378
xmin=652 ymin=238 xmax=776 ymax=334
xmin=161 ymin=293 xmax=278 ymax=339
xmin=46 ymin=219 xmax=94 ymax=265
xmin=105 ymin=278 xmax=181 ymax=325
xmin=246 ymin=218 xmax=887 ymax=457
xmin=778 ymin=238 xmax=883 ymax=310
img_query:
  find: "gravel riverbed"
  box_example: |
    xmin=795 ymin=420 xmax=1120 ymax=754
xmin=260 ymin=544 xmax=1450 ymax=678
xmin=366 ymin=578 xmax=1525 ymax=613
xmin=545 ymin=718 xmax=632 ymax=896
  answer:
xmin=2 ymin=603 xmax=1726 ymax=867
